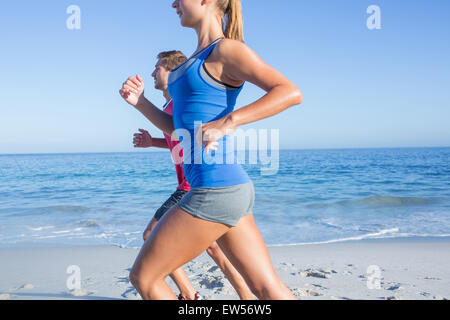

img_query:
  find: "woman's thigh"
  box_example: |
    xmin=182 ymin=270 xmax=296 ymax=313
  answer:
xmin=131 ymin=204 xmax=232 ymax=282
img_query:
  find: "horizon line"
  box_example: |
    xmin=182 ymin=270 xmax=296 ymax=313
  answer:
xmin=0 ymin=145 xmax=449 ymax=156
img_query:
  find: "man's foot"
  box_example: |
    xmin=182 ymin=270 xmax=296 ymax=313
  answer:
xmin=178 ymin=291 xmax=203 ymax=300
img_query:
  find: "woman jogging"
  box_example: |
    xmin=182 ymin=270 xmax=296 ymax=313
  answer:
xmin=120 ymin=0 xmax=302 ymax=300
xmin=130 ymin=50 xmax=254 ymax=300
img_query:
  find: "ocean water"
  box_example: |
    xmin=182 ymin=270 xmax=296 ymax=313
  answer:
xmin=0 ymin=147 xmax=449 ymax=248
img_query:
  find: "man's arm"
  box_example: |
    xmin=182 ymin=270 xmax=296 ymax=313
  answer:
xmin=151 ymin=138 xmax=170 ymax=149
xmin=133 ymin=129 xmax=169 ymax=149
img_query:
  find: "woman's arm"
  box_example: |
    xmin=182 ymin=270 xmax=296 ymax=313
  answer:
xmin=196 ymin=39 xmax=302 ymax=154
xmin=120 ymin=75 xmax=177 ymax=139
xmin=219 ymin=39 xmax=303 ymax=128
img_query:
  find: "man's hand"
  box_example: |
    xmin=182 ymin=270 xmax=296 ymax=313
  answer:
xmin=119 ymin=75 xmax=145 ymax=107
xmin=133 ymin=129 xmax=153 ymax=148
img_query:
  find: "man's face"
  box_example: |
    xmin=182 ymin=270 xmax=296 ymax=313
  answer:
xmin=151 ymin=60 xmax=171 ymax=91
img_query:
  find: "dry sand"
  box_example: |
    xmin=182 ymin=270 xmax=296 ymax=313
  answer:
xmin=0 ymin=238 xmax=449 ymax=300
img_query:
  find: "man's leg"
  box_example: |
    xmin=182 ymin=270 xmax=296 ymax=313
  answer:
xmin=206 ymin=242 xmax=255 ymax=300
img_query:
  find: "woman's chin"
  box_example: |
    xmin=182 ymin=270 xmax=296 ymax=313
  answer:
xmin=180 ymin=19 xmax=188 ymax=27
xmin=179 ymin=17 xmax=194 ymax=28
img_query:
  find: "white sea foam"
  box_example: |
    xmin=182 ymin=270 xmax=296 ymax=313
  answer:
xmin=27 ymin=226 xmax=55 ymax=231
xmin=52 ymin=230 xmax=71 ymax=234
xmin=35 ymin=235 xmax=60 ymax=239
xmin=269 ymin=230 xmax=450 ymax=247
xmin=269 ymin=228 xmax=400 ymax=247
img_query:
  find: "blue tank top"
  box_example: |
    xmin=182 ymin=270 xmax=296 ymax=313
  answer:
xmin=168 ymin=38 xmax=251 ymax=188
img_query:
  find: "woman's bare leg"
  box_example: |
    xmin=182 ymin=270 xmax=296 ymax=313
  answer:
xmin=145 ymin=218 xmax=254 ymax=300
xmin=130 ymin=205 xmax=231 ymax=300
xmin=217 ymin=214 xmax=297 ymax=300
xmin=206 ymin=242 xmax=255 ymax=300
xmin=142 ymin=217 xmax=197 ymax=300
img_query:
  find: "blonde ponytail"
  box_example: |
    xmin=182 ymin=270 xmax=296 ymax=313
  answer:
xmin=218 ymin=0 xmax=244 ymax=42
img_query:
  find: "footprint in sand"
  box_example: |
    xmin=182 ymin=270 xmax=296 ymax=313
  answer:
xmin=185 ymin=261 xmax=203 ymax=275
xmin=331 ymin=296 xmax=352 ymax=300
xmin=385 ymin=283 xmax=402 ymax=291
xmin=278 ymin=262 xmax=297 ymax=272
xmin=307 ymin=283 xmax=328 ymax=290
xmin=380 ymin=296 xmax=403 ymax=300
xmin=419 ymin=291 xmax=431 ymax=297
xmin=193 ymin=274 xmax=235 ymax=296
xmin=116 ymin=276 xmax=131 ymax=285
xmin=66 ymin=289 xmax=94 ymax=297
xmin=11 ymin=284 xmax=35 ymax=291
xmin=207 ymin=266 xmax=220 ymax=273
xmin=300 ymin=268 xmax=337 ymax=279
xmin=199 ymin=275 xmax=224 ymax=288
xmin=423 ymin=276 xmax=441 ymax=280
xmin=343 ymin=270 xmax=353 ymax=276
xmin=291 ymin=288 xmax=322 ymax=297
xmin=122 ymin=287 xmax=141 ymax=300
xmin=82 ymin=278 xmax=96 ymax=286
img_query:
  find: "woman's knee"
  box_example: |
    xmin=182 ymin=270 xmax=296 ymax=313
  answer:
xmin=129 ymin=268 xmax=142 ymax=289
xmin=246 ymin=274 xmax=283 ymax=299
xmin=129 ymin=267 xmax=158 ymax=293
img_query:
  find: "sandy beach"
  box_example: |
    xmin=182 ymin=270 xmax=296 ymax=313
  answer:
xmin=0 ymin=237 xmax=449 ymax=300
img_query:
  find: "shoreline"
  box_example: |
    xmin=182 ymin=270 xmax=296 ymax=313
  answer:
xmin=268 ymin=235 xmax=450 ymax=247
xmin=0 ymin=238 xmax=449 ymax=300
xmin=2 ymin=235 xmax=450 ymax=250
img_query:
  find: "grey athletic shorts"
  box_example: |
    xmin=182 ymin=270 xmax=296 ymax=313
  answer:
xmin=176 ymin=180 xmax=255 ymax=227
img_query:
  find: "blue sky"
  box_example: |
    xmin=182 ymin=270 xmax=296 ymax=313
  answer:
xmin=0 ymin=0 xmax=449 ymax=154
